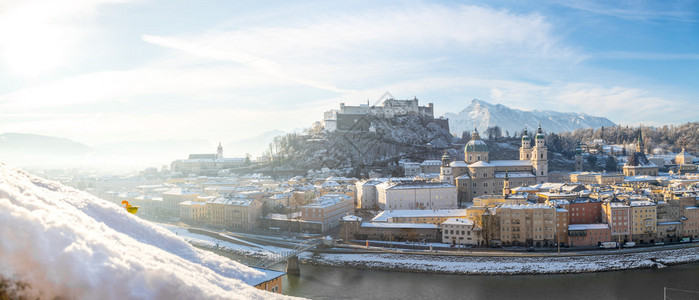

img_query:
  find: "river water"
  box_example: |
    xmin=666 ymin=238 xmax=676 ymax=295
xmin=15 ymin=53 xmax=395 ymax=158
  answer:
xmin=206 ymin=249 xmax=699 ymax=299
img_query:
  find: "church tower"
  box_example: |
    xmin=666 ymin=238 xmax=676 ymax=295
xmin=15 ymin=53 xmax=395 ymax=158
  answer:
xmin=440 ymin=150 xmax=454 ymax=184
xmin=217 ymin=142 xmax=223 ymax=159
xmin=519 ymin=127 xmax=532 ymax=160
xmin=531 ymin=124 xmax=548 ymax=184
xmin=574 ymin=140 xmax=583 ymax=172
xmin=635 ymin=127 xmax=644 ymax=154
xmin=502 ymin=170 xmax=511 ymax=198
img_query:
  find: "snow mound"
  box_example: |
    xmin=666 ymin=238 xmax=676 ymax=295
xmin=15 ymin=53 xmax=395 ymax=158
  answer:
xmin=0 ymin=163 xmax=293 ymax=299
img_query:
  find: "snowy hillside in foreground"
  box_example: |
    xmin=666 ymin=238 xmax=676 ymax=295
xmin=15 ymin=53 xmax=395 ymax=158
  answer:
xmin=445 ymin=99 xmax=615 ymax=136
xmin=0 ymin=163 xmax=292 ymax=299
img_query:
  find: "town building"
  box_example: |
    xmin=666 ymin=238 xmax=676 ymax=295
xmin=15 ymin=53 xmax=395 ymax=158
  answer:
xmin=340 ymin=216 xmax=440 ymax=242
xmin=442 ymin=125 xmax=547 ymax=205
xmin=568 ymin=198 xmax=603 ymax=224
xmin=496 ymin=203 xmax=557 ymax=247
xmin=674 ymin=148 xmax=698 ymax=174
xmin=371 ymin=209 xmax=469 ymax=225
xmin=441 ymin=218 xmax=482 ymax=246
xmin=178 ymin=200 xmax=207 ymax=222
xmin=567 ymin=224 xmax=612 ymax=247
xmin=569 ymin=172 xmax=625 ymax=185
xmin=250 ymin=268 xmax=285 ymax=294
xmin=603 ymin=201 xmax=632 ymax=243
xmin=682 ymin=206 xmax=699 ymax=239
xmin=205 ymin=196 xmax=262 ymax=230
xmin=403 ymin=162 xmax=421 ymax=176
xmin=375 ymin=180 xmax=457 ymax=210
xmin=162 ymin=188 xmax=199 ymax=218
xmin=630 ymin=200 xmax=657 ymax=243
xmin=300 ymin=193 xmax=354 ymax=233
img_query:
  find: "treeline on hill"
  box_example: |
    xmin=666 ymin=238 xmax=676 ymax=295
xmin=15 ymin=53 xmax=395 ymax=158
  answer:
xmin=476 ymin=123 xmax=699 ymax=158
xmin=261 ymin=115 xmax=453 ymax=176
xmin=552 ymin=122 xmax=699 ymax=155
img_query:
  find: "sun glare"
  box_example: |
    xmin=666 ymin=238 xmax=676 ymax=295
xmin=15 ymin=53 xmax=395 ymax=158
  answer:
xmin=0 ymin=3 xmax=71 ymax=77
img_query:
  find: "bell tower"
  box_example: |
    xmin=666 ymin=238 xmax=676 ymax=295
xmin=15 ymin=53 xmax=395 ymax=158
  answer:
xmin=531 ymin=124 xmax=548 ymax=184
xmin=519 ymin=127 xmax=532 ymax=161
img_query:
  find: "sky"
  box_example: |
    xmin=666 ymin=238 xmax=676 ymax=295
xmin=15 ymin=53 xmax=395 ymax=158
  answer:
xmin=0 ymin=0 xmax=697 ymax=153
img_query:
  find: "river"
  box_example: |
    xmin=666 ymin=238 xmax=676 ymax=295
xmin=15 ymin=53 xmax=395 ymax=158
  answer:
xmin=205 ymin=248 xmax=699 ymax=299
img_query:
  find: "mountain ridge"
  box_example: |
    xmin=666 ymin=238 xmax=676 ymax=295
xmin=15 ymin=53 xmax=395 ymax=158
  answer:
xmin=445 ymin=99 xmax=615 ymax=137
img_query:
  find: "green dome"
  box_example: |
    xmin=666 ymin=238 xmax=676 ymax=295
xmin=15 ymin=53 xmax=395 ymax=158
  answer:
xmin=465 ymin=139 xmax=488 ymax=152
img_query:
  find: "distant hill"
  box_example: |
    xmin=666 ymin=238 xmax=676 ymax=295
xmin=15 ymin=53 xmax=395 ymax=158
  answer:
xmin=445 ymin=99 xmax=616 ymax=137
xmin=0 ymin=133 xmax=93 ymax=167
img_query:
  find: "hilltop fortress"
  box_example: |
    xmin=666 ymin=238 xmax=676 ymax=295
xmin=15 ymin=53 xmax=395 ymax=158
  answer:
xmin=322 ymin=97 xmax=449 ymax=132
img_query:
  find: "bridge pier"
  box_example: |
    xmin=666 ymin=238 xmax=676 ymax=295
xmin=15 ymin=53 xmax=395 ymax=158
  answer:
xmin=286 ymin=255 xmax=300 ymax=276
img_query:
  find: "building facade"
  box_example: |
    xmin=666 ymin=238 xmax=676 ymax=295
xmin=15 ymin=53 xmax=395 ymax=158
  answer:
xmin=300 ymin=193 xmax=355 ymax=233
xmin=441 ymin=218 xmax=482 ymax=246
xmin=375 ymin=181 xmax=457 ymax=210
xmin=496 ymin=203 xmax=556 ymax=247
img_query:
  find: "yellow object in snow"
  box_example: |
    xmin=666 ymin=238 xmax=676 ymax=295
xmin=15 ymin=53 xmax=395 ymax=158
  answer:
xmin=121 ymin=200 xmax=139 ymax=214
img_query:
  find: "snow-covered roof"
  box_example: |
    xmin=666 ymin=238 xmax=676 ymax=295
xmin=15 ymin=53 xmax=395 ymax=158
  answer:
xmin=499 ymin=203 xmax=553 ymax=210
xmin=488 ymin=160 xmax=532 ymax=167
xmin=468 ymin=161 xmax=493 ymax=167
xmin=421 ymin=160 xmax=442 ymax=166
xmin=208 ymin=196 xmax=255 ymax=206
xmin=372 ymin=209 xmax=469 ymax=222
xmin=361 ymin=222 xmax=438 ymax=229
xmin=303 ymin=193 xmax=352 ymax=208
xmin=629 ymin=201 xmax=655 ymax=207
xmin=377 ymin=180 xmax=455 ymax=190
xmin=442 ymin=218 xmax=474 ymax=226
xmin=162 ymin=187 xmax=199 ymax=196
xmin=450 ymin=161 xmax=469 ymax=168
xmin=495 ymin=171 xmax=535 ymax=178
xmin=341 ymin=215 xmax=362 ymax=222
xmin=568 ymin=224 xmax=610 ymax=231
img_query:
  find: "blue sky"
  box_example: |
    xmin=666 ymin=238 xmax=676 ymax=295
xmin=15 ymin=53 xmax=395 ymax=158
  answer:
xmin=0 ymin=0 xmax=696 ymax=152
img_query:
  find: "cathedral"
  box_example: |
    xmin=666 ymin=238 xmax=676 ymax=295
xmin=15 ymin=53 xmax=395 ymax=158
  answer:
xmin=440 ymin=125 xmax=548 ymax=204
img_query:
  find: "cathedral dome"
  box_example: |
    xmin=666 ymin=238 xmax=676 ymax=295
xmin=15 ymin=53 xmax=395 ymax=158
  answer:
xmin=465 ymin=139 xmax=488 ymax=152
xmin=465 ymin=127 xmax=489 ymax=153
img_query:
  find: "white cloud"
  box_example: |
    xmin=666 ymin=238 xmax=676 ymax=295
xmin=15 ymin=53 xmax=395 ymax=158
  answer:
xmin=142 ymin=4 xmax=580 ymax=91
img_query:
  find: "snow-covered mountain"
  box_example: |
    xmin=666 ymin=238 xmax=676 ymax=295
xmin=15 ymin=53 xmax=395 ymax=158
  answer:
xmin=445 ymin=99 xmax=615 ymax=137
xmin=0 ymin=162 xmax=289 ymax=299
